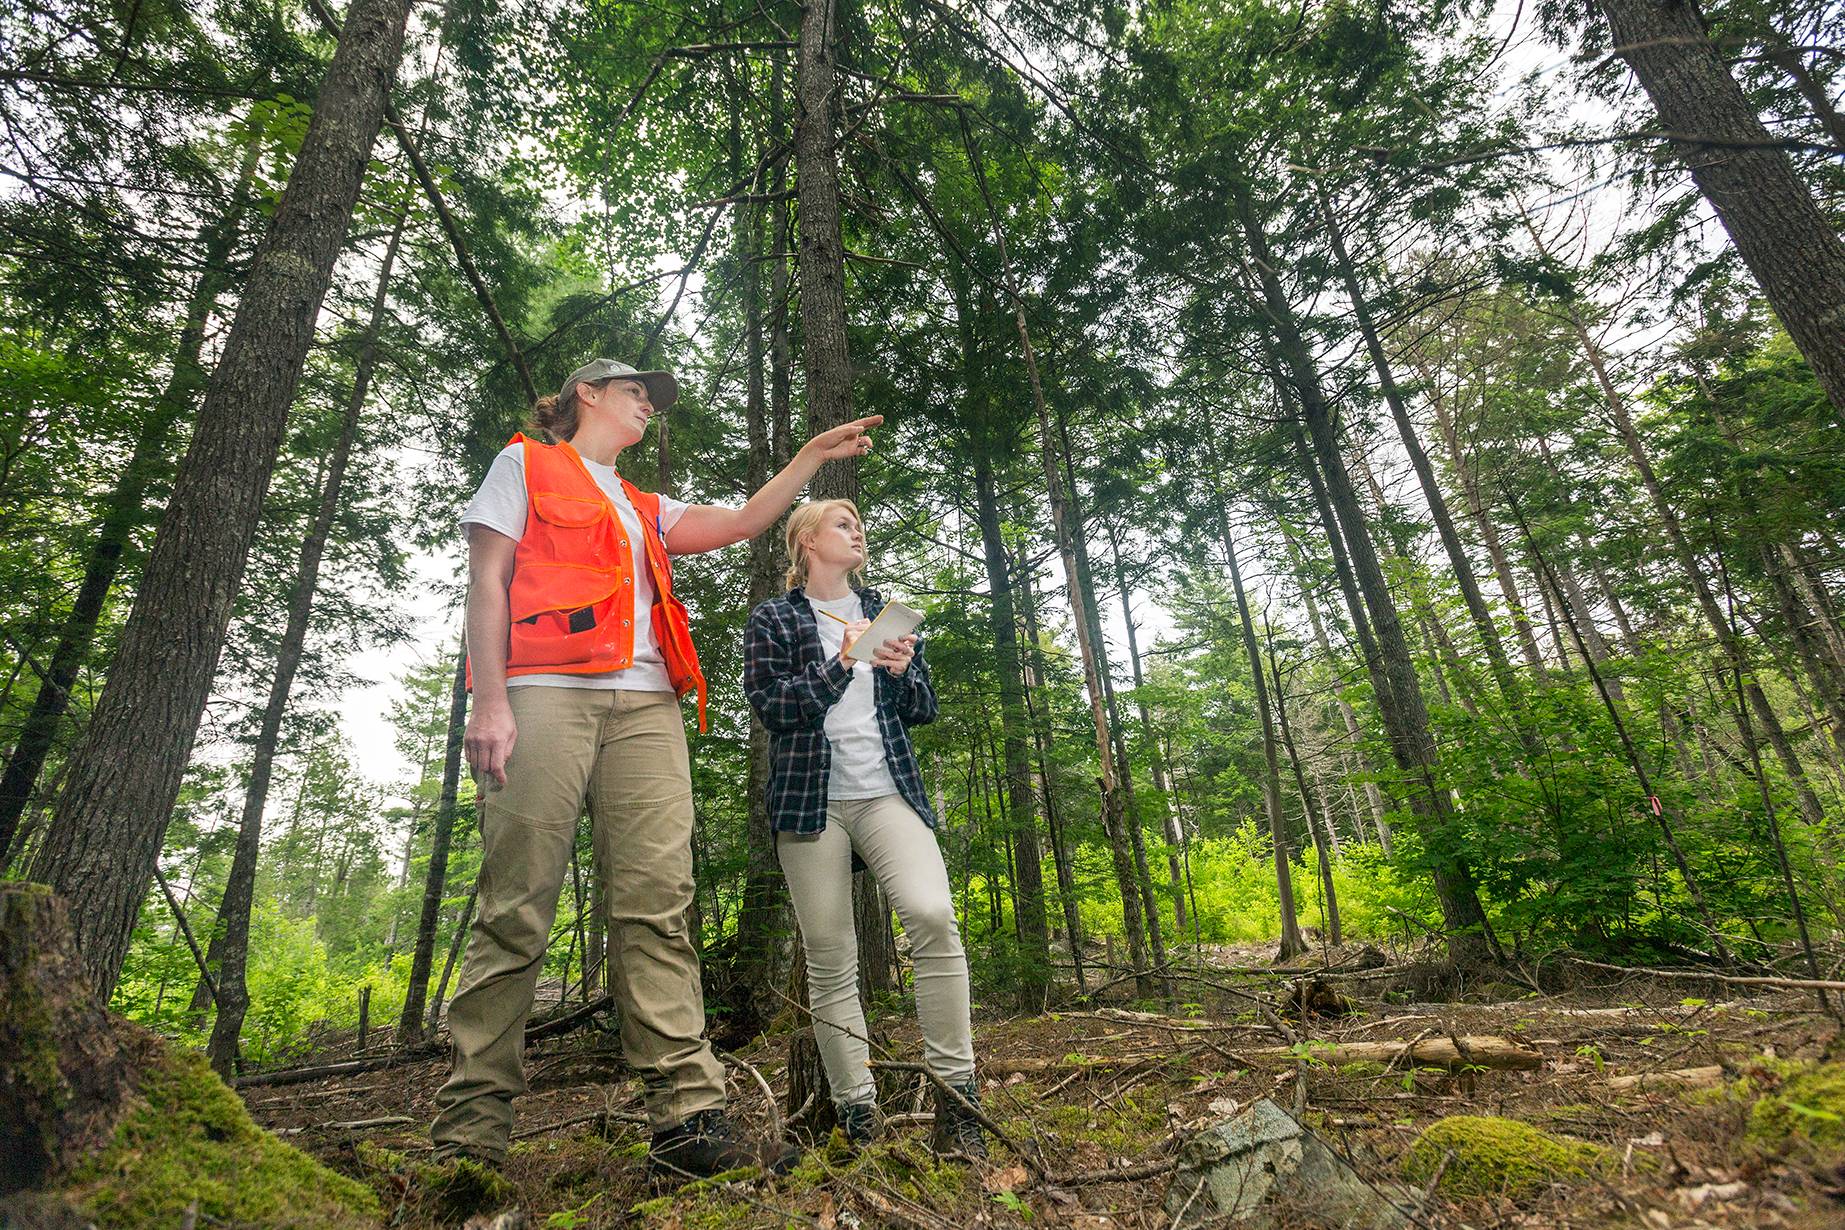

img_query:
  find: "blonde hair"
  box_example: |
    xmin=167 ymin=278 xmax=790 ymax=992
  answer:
xmin=785 ymin=499 xmax=865 ymax=589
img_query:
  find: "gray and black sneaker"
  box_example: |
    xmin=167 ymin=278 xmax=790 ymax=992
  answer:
xmin=929 ymin=1081 xmax=988 ymax=1160
xmin=649 ymin=1108 xmax=799 ymax=1181
xmin=836 ymin=1099 xmax=887 ymax=1147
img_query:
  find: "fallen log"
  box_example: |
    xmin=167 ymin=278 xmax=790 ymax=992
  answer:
xmin=1245 ymin=1035 xmax=1543 ymax=1071
xmin=982 ymin=1054 xmax=1169 ymax=1078
xmin=273 ymin=1115 xmax=415 ymax=1136
xmin=1608 ymin=1065 xmax=1725 ymax=1092
xmin=232 ymin=1047 xmax=441 ymax=1090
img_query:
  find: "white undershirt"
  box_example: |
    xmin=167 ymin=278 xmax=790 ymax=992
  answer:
xmin=461 ymin=443 xmax=690 ymax=692
xmin=806 ymin=592 xmax=900 ymax=800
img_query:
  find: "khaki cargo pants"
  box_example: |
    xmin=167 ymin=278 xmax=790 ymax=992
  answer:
xmin=430 ymin=686 xmax=726 ymax=1160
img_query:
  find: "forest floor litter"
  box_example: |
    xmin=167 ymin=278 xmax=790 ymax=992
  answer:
xmin=238 ymin=942 xmax=1845 ymax=1229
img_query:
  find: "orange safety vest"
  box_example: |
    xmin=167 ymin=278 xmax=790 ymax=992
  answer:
xmin=486 ymin=433 xmax=707 ymax=730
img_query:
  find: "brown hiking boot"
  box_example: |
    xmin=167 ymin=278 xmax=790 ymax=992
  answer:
xmin=648 ymin=1109 xmax=799 ymax=1181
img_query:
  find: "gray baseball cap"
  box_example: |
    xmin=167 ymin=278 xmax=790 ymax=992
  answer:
xmin=560 ymin=358 xmax=679 ymax=410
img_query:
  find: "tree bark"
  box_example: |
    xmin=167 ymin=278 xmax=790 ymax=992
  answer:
xmin=1417 ymin=366 xmax=1548 ymax=679
xmin=793 ymin=0 xmax=856 ymax=501
xmin=1269 ymin=648 xmax=1341 ymax=946
xmin=971 ymin=451 xmax=1052 ymax=1005
xmin=205 ymin=213 xmax=405 ymax=1076
xmin=27 ymin=0 xmax=414 ymax=995
xmin=731 ymin=66 xmax=793 ymax=1033
xmin=1599 ymin=0 xmax=1845 ymax=426
xmin=1055 ymin=405 xmax=1167 ymax=978
xmin=0 ymin=884 xmax=136 ymax=1191
xmin=1015 ymin=539 xmax=1087 ymax=991
xmin=0 ymin=132 xmax=262 ymax=862
xmin=397 ymin=643 xmax=469 ymax=1042
xmin=1278 ymin=520 xmax=1393 ymax=854
xmin=1539 ymin=238 xmax=1830 ymax=827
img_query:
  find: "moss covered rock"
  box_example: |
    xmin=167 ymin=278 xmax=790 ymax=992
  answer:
xmin=58 ymin=1047 xmax=379 ymax=1228
xmin=1400 ymin=1115 xmax=1611 ymax=1201
xmin=1746 ymin=1062 xmax=1845 ymax=1155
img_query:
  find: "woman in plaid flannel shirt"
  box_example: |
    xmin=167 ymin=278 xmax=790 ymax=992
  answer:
xmin=742 ymin=499 xmax=985 ymax=1158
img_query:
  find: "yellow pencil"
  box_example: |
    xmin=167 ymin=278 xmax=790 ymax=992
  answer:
xmin=814 ymin=608 xmax=852 ymax=626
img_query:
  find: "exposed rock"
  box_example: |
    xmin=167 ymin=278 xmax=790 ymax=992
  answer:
xmin=1163 ymin=1098 xmax=1412 ymax=1229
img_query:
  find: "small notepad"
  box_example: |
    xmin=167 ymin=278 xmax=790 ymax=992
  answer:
xmin=844 ymin=599 xmax=925 ymax=663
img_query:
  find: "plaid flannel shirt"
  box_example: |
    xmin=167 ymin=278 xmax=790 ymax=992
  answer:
xmin=742 ymin=585 xmax=938 ymax=835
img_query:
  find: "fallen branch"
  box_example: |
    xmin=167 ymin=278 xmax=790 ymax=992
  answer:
xmin=509 ymin=1108 xmax=648 ymax=1141
xmin=232 ymin=1048 xmax=440 ymax=1090
xmin=1244 ymin=1035 xmax=1542 ymax=1072
xmin=1052 ymin=1155 xmax=1180 ymax=1187
xmin=273 ymin=1115 xmax=414 ymax=1136
xmin=524 ymin=994 xmax=613 ymax=1043
xmin=1566 ymin=957 xmax=1845 ymax=994
xmin=1607 ymin=1064 xmax=1725 ymax=1092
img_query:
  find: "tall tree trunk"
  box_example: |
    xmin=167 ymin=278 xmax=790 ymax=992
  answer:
xmin=1237 ymin=190 xmax=1493 ymax=964
xmin=952 ymin=260 xmax=1050 ymax=1005
xmin=1213 ymin=490 xmax=1308 ymax=960
xmin=793 ymin=0 xmax=856 ymax=501
xmin=1270 ymin=640 xmax=1341 ymax=946
xmin=1278 ymin=521 xmax=1393 ymax=853
xmin=965 ymin=135 xmax=1150 ymax=990
xmin=1599 ymin=0 xmax=1845 ymax=425
xmin=1504 ymin=486 xmax=1734 ymax=962
xmin=1783 ymin=544 xmax=1845 ymax=679
xmin=1764 ymin=546 xmax=1845 ymax=754
xmin=732 ymin=62 xmax=792 ymax=1032
xmin=1284 ymin=421 xmax=1391 ymax=715
xmin=1417 ymin=368 xmax=1547 ymax=678
xmin=27 ymin=0 xmax=414 ymax=995
xmin=1104 ymin=520 xmax=1188 ymax=933
xmin=1015 ymin=539 xmax=1087 ymax=991
xmin=206 ymin=213 xmax=405 ymax=1076
xmin=971 ymin=450 xmax=1051 ymax=1005
xmin=1315 ymin=181 xmax=1531 ymax=720
xmin=1054 ymin=404 xmax=1168 ymax=977
xmin=0 ymin=134 xmax=262 ymax=862
xmin=397 ymin=643 xmax=469 ymax=1042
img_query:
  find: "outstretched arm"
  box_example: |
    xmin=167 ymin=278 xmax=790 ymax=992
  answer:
xmin=667 ymin=415 xmax=885 ymax=553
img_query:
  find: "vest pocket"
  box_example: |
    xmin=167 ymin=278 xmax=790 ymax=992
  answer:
xmin=508 ymin=562 xmax=625 ymax=668
xmin=530 ymin=491 xmax=608 ymax=528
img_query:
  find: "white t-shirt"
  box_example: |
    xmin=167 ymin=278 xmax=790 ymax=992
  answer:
xmin=461 ymin=443 xmax=691 ymax=692
xmin=806 ymin=592 xmax=899 ymax=801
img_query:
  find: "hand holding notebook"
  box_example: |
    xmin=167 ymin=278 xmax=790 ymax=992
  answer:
xmin=836 ymin=599 xmax=925 ymax=664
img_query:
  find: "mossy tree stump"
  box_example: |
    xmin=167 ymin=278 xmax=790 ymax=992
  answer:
xmin=0 ymin=883 xmax=137 ymax=1192
xmin=0 ymin=883 xmax=379 ymax=1228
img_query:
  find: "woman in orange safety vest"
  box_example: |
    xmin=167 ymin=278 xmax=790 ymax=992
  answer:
xmin=430 ymin=357 xmax=879 ymax=1181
